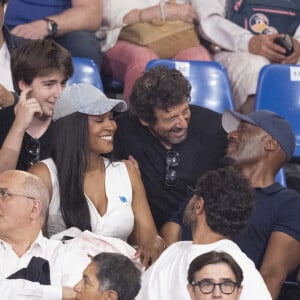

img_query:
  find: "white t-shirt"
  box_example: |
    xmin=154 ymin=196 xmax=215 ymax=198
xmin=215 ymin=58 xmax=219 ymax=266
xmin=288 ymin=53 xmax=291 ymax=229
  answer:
xmin=0 ymin=41 xmax=14 ymax=91
xmin=137 ymin=240 xmax=272 ymax=300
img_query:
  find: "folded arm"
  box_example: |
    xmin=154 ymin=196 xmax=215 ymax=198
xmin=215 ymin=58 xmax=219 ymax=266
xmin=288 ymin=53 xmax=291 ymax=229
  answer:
xmin=193 ymin=0 xmax=252 ymax=52
xmin=260 ymin=231 xmax=300 ymax=299
xmin=123 ymin=2 xmax=196 ymax=26
xmin=0 ymin=279 xmax=62 ymax=300
xmin=11 ymin=0 xmax=102 ymax=39
xmin=0 ymin=84 xmax=14 ymax=108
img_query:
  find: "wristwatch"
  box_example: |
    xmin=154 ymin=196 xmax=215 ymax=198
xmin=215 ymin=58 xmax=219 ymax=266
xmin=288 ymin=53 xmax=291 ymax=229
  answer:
xmin=44 ymin=18 xmax=58 ymax=37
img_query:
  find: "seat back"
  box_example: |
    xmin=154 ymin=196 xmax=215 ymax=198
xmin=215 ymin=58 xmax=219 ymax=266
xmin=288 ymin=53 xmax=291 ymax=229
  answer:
xmin=255 ymin=64 xmax=300 ymax=157
xmin=146 ymin=59 xmax=235 ymax=114
xmin=68 ymin=57 xmax=104 ymax=91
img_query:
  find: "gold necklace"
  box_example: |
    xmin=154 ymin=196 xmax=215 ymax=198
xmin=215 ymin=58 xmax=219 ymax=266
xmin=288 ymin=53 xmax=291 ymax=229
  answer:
xmin=84 ymin=157 xmax=104 ymax=176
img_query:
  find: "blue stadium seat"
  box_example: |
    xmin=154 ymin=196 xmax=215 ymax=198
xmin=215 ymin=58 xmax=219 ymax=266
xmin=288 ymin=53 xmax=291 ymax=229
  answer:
xmin=146 ymin=59 xmax=235 ymax=114
xmin=68 ymin=57 xmax=104 ymax=91
xmin=275 ymin=167 xmax=287 ymax=187
xmin=255 ymin=64 xmax=300 ymax=157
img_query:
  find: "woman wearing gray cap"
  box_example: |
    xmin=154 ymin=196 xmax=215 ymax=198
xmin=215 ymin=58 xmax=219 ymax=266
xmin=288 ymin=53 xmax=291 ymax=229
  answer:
xmin=29 ymin=83 xmax=165 ymax=267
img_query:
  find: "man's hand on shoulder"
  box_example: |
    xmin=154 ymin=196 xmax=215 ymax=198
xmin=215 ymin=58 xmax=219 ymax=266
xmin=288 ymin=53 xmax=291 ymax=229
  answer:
xmin=123 ymin=155 xmax=141 ymax=177
xmin=0 ymin=84 xmax=14 ymax=108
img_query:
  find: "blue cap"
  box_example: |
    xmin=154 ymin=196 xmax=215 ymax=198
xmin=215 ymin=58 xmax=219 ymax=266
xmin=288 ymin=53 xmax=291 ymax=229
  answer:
xmin=222 ymin=109 xmax=295 ymax=161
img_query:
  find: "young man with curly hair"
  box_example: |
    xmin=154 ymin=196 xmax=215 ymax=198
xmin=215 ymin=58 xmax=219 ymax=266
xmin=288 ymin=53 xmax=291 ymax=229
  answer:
xmin=136 ymin=167 xmax=271 ymax=300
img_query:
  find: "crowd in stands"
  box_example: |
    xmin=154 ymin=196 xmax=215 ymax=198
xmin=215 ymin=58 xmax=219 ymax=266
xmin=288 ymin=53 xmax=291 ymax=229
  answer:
xmin=1 ymin=0 xmax=300 ymax=299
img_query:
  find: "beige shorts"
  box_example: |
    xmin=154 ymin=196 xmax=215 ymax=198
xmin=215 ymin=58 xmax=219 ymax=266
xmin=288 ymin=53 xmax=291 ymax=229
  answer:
xmin=214 ymin=51 xmax=269 ymax=110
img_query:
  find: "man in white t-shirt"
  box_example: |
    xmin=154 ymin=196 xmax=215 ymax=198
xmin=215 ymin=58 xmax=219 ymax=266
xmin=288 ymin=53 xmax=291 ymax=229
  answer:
xmin=137 ymin=167 xmax=272 ymax=300
xmin=0 ymin=170 xmax=90 ymax=299
xmin=0 ymin=0 xmax=19 ymax=107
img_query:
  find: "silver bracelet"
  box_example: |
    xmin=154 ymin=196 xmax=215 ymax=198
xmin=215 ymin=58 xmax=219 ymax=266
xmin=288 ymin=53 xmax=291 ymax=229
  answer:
xmin=155 ymin=235 xmax=166 ymax=249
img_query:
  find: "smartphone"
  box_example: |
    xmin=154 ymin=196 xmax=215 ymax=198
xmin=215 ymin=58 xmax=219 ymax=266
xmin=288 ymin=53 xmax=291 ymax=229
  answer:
xmin=274 ymin=35 xmax=294 ymax=56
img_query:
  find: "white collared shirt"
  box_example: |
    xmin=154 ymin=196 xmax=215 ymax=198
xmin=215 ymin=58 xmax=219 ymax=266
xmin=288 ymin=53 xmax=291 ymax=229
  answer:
xmin=0 ymin=232 xmax=90 ymax=300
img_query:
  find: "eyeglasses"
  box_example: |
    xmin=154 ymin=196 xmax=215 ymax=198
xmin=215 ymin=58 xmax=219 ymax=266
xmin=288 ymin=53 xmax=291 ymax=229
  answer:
xmin=26 ymin=138 xmax=41 ymax=166
xmin=165 ymin=149 xmax=180 ymax=187
xmin=0 ymin=188 xmax=35 ymax=201
xmin=191 ymin=279 xmax=239 ymax=295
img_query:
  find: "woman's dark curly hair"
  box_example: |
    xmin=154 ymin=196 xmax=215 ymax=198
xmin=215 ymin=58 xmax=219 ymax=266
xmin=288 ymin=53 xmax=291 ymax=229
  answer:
xmin=129 ymin=65 xmax=191 ymax=124
xmin=193 ymin=167 xmax=254 ymax=237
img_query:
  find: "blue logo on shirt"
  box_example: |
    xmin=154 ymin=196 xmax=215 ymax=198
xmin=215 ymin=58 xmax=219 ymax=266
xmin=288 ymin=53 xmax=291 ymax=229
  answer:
xmin=119 ymin=196 xmax=127 ymax=203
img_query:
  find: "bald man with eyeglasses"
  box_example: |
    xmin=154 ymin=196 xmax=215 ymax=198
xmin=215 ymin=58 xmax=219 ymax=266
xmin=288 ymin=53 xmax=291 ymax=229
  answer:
xmin=0 ymin=170 xmax=90 ymax=299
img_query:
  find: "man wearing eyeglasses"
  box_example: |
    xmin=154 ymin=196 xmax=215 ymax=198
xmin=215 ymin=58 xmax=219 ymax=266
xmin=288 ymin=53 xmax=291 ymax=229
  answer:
xmin=136 ymin=167 xmax=271 ymax=300
xmin=114 ymin=65 xmax=227 ymax=231
xmin=0 ymin=170 xmax=90 ymax=299
xmin=0 ymin=38 xmax=73 ymax=172
xmin=187 ymin=251 xmax=244 ymax=300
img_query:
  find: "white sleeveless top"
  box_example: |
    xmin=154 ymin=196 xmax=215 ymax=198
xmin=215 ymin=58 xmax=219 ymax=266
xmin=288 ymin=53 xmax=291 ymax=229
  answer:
xmin=42 ymin=158 xmax=134 ymax=241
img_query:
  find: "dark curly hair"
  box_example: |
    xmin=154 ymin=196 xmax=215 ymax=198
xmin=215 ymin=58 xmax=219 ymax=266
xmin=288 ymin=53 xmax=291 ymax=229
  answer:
xmin=193 ymin=167 xmax=254 ymax=237
xmin=129 ymin=65 xmax=191 ymax=124
xmin=1 ymin=0 xmax=7 ymax=6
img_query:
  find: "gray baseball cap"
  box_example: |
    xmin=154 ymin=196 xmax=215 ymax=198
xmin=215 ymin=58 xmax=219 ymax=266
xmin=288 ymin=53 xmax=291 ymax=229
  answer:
xmin=53 ymin=83 xmax=127 ymax=121
xmin=222 ymin=109 xmax=295 ymax=161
